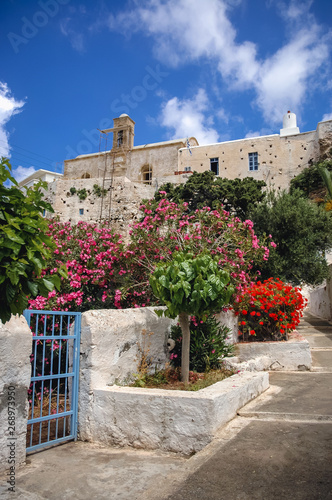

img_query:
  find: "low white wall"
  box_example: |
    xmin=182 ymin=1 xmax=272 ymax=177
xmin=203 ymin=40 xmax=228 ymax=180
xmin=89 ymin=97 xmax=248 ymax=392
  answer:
xmin=309 ymin=267 xmax=332 ymax=320
xmin=80 ymin=307 xmax=174 ymax=386
xmin=79 ymin=371 xmax=269 ymax=455
xmin=234 ymin=333 xmax=312 ymax=371
xmin=0 ymin=316 xmax=31 ymax=476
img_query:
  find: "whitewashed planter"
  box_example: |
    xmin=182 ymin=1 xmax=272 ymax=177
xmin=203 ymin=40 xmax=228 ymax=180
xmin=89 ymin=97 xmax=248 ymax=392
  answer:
xmin=233 ymin=332 xmax=312 ymax=371
xmin=77 ymin=306 xmax=266 ymax=455
xmin=78 ymin=371 xmax=269 ymax=455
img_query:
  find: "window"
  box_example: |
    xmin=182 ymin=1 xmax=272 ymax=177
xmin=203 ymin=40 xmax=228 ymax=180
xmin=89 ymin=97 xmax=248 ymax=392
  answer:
xmin=184 ymin=166 xmax=192 ymax=172
xmin=210 ymin=158 xmax=219 ymax=175
xmin=248 ymin=152 xmax=258 ymax=171
xmin=141 ymin=165 xmax=152 ymax=185
xmin=42 ymin=209 xmax=46 ymax=217
xmin=81 ymin=172 xmax=91 ymax=179
xmin=117 ymin=130 xmax=124 ymax=147
xmin=79 ymin=208 xmax=84 ymax=216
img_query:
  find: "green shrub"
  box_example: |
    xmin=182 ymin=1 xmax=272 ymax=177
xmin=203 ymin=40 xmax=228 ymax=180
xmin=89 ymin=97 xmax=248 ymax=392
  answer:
xmin=0 ymin=157 xmax=62 ymax=322
xmin=77 ymin=188 xmax=87 ymax=200
xmin=151 ymin=171 xmax=266 ymax=220
xmin=169 ymin=315 xmax=233 ymax=372
xmin=290 ymin=160 xmax=332 ymax=198
xmin=69 ymin=186 xmax=77 ymax=195
xmin=93 ymin=184 xmax=107 ymax=197
xmin=249 ymin=189 xmax=332 ymax=285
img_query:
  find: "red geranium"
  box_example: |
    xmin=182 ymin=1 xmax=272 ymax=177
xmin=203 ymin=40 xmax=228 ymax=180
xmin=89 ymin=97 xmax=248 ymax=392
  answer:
xmin=233 ymin=278 xmax=307 ymax=342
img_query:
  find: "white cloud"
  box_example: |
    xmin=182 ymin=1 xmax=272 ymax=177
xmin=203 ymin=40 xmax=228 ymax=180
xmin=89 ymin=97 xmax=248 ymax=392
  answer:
xmin=245 ymin=131 xmax=261 ymax=139
xmin=0 ymin=82 xmax=25 ymax=157
xmin=276 ymin=0 xmax=315 ymax=26
xmin=256 ymin=27 xmax=329 ymax=123
xmin=108 ymin=0 xmax=331 ymax=125
xmin=60 ymin=18 xmax=85 ymax=53
xmin=12 ymin=165 xmax=36 ymax=183
xmin=322 ymin=113 xmax=332 ymax=122
xmin=160 ymin=89 xmax=219 ymax=144
xmin=216 ymin=107 xmax=229 ymax=124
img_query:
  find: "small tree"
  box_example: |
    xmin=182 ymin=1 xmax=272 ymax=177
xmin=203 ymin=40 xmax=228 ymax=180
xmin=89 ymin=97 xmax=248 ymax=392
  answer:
xmin=0 ymin=157 xmax=61 ymax=322
xmin=150 ymin=251 xmax=234 ymax=383
xmin=249 ymin=189 xmax=332 ymax=284
xmin=121 ymin=198 xmax=271 ymax=309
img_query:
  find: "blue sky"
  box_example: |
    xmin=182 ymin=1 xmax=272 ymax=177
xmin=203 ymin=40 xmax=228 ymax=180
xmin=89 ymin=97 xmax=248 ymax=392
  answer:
xmin=1 ymin=0 xmax=332 ymax=182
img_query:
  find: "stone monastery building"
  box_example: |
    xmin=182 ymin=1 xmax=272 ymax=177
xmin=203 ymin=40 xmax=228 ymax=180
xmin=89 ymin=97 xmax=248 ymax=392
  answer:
xmin=22 ymin=112 xmax=332 ymax=233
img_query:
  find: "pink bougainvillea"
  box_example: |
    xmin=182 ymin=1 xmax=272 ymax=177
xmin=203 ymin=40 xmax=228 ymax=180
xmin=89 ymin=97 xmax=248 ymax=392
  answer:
xmin=29 ymin=199 xmax=273 ymax=311
xmin=29 ymin=220 xmax=125 ymax=311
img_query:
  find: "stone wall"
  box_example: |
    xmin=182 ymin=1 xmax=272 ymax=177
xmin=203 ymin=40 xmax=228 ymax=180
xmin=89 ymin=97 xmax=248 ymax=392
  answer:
xmin=179 ymin=130 xmax=319 ymax=191
xmin=0 ymin=316 xmax=31 ymax=476
xmin=43 ymin=118 xmax=332 ymax=237
xmin=44 ymin=177 xmax=155 ymax=238
xmin=78 ymin=307 xmax=175 ymax=441
xmin=43 ymin=173 xmax=193 ymax=239
xmin=233 ymin=332 xmax=312 ymax=371
xmin=86 ymin=371 xmax=269 ymax=454
xmin=318 ymin=120 xmax=332 ymax=160
xmin=63 ymin=119 xmax=332 ymax=196
xmin=63 ymin=139 xmax=197 ymax=184
xmin=178 ymin=121 xmax=332 ymax=191
xmin=128 ymin=141 xmax=188 ymax=183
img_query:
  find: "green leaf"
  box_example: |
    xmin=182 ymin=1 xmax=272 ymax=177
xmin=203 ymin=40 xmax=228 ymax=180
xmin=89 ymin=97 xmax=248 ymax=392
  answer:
xmin=1 ymin=226 xmax=25 ymax=244
xmin=27 ymin=281 xmax=39 ymax=296
xmin=30 ymin=256 xmax=44 ymax=270
xmin=0 ymin=240 xmax=21 ymax=253
xmin=6 ymin=268 xmax=20 ymax=286
xmin=158 ymin=275 xmax=169 ymax=289
xmin=5 ymin=283 xmax=16 ymax=303
xmin=47 ymin=274 xmax=61 ymax=291
xmin=40 ymin=278 xmax=55 ymax=293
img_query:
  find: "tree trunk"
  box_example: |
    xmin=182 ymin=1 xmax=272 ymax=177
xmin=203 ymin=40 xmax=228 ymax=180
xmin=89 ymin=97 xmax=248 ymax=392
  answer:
xmin=179 ymin=312 xmax=190 ymax=384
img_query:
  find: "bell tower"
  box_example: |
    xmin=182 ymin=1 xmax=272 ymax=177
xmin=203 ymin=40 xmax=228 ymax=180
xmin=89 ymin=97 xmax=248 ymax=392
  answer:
xmin=99 ymin=114 xmax=135 ymax=177
xmin=112 ymin=114 xmax=135 ymax=151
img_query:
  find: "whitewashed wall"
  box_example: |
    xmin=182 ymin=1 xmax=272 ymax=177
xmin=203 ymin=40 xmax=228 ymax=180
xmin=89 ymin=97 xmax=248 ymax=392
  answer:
xmin=0 ymin=316 xmax=31 ymax=475
xmin=78 ymin=307 xmax=174 ymax=441
xmin=309 ymin=264 xmax=332 ymax=320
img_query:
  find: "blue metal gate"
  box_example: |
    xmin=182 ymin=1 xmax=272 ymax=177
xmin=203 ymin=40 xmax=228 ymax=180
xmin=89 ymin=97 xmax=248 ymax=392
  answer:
xmin=23 ymin=310 xmax=81 ymax=453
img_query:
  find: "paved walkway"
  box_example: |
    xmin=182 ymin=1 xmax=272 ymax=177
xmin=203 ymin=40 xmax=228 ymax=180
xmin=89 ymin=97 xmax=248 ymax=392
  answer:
xmin=1 ymin=312 xmax=331 ymax=499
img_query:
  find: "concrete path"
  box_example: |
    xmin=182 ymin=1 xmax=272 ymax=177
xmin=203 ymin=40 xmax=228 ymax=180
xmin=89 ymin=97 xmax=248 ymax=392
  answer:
xmin=1 ymin=312 xmax=332 ymax=499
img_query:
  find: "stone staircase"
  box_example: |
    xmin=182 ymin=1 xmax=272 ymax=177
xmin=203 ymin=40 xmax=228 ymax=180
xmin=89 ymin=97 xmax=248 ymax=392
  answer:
xmin=297 ymin=311 xmax=332 ymax=373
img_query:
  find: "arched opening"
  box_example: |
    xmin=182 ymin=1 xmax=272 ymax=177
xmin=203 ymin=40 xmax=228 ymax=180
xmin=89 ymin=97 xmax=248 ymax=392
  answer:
xmin=81 ymin=172 xmax=91 ymax=179
xmin=117 ymin=130 xmax=124 ymax=147
xmin=141 ymin=165 xmax=152 ymax=185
